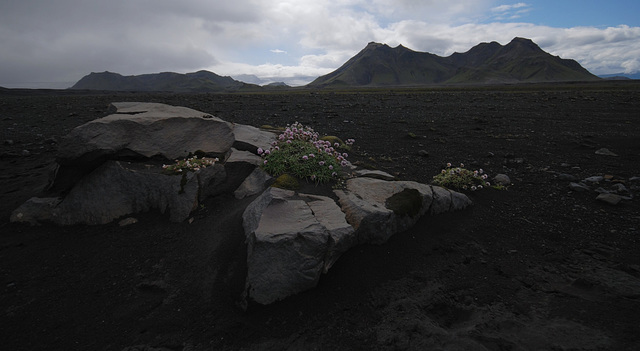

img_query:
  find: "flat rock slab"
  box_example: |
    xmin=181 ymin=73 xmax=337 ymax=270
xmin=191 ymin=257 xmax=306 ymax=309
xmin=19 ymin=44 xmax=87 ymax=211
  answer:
xmin=58 ymin=102 xmax=235 ymax=164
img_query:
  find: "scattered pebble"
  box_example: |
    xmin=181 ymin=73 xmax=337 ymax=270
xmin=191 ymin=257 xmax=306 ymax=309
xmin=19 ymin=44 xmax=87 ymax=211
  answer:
xmin=118 ymin=217 xmax=138 ymax=226
xmin=20 ymin=149 xmax=30 ymax=156
xmin=558 ymin=173 xmax=577 ymax=181
xmin=596 ymin=193 xmax=622 ymax=205
xmin=611 ymin=183 xmax=628 ymax=194
xmin=417 ymin=149 xmax=429 ymax=157
xmin=493 ymin=174 xmax=511 ymax=186
xmin=4 ymin=139 xmax=14 ymax=146
xmin=595 ymin=148 xmax=618 ymax=157
xmin=583 ymin=176 xmax=604 ymax=184
xmin=569 ymin=182 xmax=590 ymax=192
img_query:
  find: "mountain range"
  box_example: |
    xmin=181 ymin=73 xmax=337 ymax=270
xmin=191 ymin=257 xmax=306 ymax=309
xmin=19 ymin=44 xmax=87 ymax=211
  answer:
xmin=70 ymin=70 xmax=256 ymax=92
xmin=308 ymin=37 xmax=599 ymax=87
xmin=70 ymin=37 xmax=600 ymax=92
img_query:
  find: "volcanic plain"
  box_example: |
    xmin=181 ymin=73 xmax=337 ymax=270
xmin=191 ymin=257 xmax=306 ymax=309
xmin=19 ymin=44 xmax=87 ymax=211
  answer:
xmin=1 ymin=82 xmax=639 ymax=350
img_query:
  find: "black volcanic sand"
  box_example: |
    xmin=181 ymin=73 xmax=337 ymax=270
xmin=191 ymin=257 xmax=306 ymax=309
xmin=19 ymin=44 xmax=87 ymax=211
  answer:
xmin=1 ymin=83 xmax=640 ymax=350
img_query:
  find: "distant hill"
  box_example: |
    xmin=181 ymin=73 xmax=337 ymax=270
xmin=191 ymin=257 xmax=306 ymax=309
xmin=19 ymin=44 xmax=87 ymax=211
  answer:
xmin=599 ymin=72 xmax=640 ymax=80
xmin=308 ymin=37 xmax=600 ymax=87
xmin=70 ymin=70 xmax=259 ymax=92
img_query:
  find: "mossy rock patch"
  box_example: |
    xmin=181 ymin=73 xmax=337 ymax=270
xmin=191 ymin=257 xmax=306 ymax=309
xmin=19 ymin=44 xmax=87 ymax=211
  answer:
xmin=385 ymin=188 xmax=423 ymax=217
xmin=272 ymin=173 xmax=300 ymax=190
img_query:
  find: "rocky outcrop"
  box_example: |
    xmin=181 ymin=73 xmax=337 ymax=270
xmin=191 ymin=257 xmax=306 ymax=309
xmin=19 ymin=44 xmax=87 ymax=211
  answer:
xmin=12 ymin=102 xmax=276 ymax=225
xmin=10 ymin=101 xmax=474 ymax=306
xmin=51 ymin=102 xmax=236 ymax=193
xmin=242 ymin=176 xmax=471 ymax=304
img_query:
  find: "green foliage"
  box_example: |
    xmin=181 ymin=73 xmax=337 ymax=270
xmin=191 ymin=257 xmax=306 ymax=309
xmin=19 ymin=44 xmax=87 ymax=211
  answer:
xmin=432 ymin=163 xmax=490 ymax=191
xmin=259 ymin=122 xmax=355 ymax=183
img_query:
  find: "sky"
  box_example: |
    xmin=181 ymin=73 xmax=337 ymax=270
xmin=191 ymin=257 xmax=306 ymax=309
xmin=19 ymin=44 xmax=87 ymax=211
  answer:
xmin=1 ymin=0 xmax=639 ymax=88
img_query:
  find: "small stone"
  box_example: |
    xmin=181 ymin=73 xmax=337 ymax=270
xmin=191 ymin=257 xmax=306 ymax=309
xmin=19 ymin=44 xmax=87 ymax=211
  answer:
xmin=493 ymin=174 xmax=511 ymax=186
xmin=20 ymin=149 xmax=30 ymax=156
xmin=595 ymin=148 xmax=618 ymax=157
xmin=583 ymin=176 xmax=604 ymax=184
xmin=569 ymin=182 xmax=590 ymax=192
xmin=417 ymin=149 xmax=429 ymax=157
xmin=4 ymin=139 xmax=14 ymax=146
xmin=118 ymin=217 xmax=138 ymax=226
xmin=594 ymin=187 xmax=609 ymax=194
xmin=596 ymin=193 xmax=622 ymax=205
xmin=558 ymin=173 xmax=577 ymax=181
xmin=611 ymin=183 xmax=629 ymax=194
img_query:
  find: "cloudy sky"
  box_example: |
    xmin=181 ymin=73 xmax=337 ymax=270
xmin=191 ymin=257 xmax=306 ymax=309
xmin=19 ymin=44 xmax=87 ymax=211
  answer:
xmin=1 ymin=0 xmax=639 ymax=88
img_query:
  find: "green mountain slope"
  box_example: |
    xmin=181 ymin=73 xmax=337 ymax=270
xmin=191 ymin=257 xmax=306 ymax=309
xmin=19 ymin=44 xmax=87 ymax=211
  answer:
xmin=309 ymin=37 xmax=600 ymax=87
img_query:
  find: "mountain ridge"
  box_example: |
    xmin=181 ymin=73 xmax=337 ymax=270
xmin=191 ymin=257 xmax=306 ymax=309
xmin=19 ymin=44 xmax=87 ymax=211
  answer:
xmin=70 ymin=70 xmax=258 ymax=92
xmin=69 ymin=38 xmax=601 ymax=92
xmin=309 ymin=37 xmax=600 ymax=87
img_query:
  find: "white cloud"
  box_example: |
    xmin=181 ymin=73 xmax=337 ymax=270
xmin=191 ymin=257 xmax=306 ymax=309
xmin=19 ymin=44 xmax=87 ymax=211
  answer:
xmin=492 ymin=3 xmax=529 ymax=13
xmin=0 ymin=0 xmax=639 ymax=87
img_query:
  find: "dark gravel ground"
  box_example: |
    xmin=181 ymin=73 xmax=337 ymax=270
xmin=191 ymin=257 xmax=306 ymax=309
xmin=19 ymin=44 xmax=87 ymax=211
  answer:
xmin=1 ymin=81 xmax=640 ymax=350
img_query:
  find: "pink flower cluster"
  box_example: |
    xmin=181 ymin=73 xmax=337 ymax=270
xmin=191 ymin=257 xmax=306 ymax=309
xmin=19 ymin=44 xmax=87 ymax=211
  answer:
xmin=276 ymin=122 xmax=319 ymax=142
xmin=258 ymin=122 xmax=355 ymax=167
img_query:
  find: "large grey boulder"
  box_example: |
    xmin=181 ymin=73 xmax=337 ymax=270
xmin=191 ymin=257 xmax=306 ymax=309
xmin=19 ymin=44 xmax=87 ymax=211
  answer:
xmin=58 ymin=102 xmax=234 ymax=164
xmin=334 ymin=178 xmax=429 ymax=244
xmin=335 ymin=177 xmax=471 ymax=244
xmin=242 ymin=187 xmax=355 ymax=305
xmin=12 ymin=160 xmax=226 ymax=225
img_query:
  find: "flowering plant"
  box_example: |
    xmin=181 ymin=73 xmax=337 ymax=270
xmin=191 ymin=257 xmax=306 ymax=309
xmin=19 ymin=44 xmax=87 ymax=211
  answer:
xmin=258 ymin=122 xmax=355 ymax=183
xmin=432 ymin=162 xmax=490 ymax=191
xmin=162 ymin=155 xmax=219 ymax=174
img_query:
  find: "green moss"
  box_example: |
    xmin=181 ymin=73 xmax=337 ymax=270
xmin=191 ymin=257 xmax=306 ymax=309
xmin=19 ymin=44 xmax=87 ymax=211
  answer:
xmin=320 ymin=135 xmax=344 ymax=146
xmin=179 ymin=172 xmax=188 ymax=194
xmin=385 ymin=188 xmax=423 ymax=217
xmin=271 ymin=173 xmax=300 ymax=190
xmin=260 ymin=125 xmax=285 ymax=133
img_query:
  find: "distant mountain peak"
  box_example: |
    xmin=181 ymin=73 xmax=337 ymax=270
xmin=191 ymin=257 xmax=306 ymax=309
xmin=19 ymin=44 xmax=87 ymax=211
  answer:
xmin=309 ymin=37 xmax=598 ymax=87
